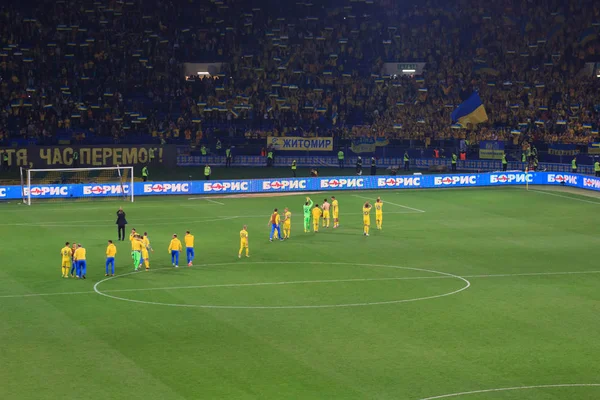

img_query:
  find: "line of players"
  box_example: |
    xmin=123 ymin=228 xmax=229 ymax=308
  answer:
xmin=267 ymin=195 xmax=383 ymax=240
xmin=267 ymin=196 xmax=340 ymax=243
xmin=60 ymin=196 xmax=384 ymax=278
xmin=59 ymin=229 xmax=196 ymax=278
xmin=132 ymin=228 xmax=196 ymax=270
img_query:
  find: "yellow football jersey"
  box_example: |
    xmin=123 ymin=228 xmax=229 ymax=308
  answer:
xmin=129 ymin=233 xmax=136 ymax=249
xmin=168 ymin=238 xmax=182 ymax=252
xmin=74 ymin=247 xmax=86 ymax=260
xmin=312 ymin=207 xmax=322 ymax=219
xmin=184 ymin=234 xmax=194 ymax=247
xmin=106 ymin=244 xmax=117 ymax=257
xmin=375 ymin=202 xmax=383 ymax=213
xmin=363 ymin=205 xmax=372 ymax=219
xmin=240 ymin=229 xmax=248 ymax=241
xmin=332 ymin=199 xmax=339 ymax=211
xmin=61 ymin=246 xmax=73 ymax=261
xmin=132 ymin=240 xmax=144 ymax=252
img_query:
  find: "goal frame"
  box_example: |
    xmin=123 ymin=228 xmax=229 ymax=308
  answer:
xmin=21 ymin=166 xmax=134 ymax=205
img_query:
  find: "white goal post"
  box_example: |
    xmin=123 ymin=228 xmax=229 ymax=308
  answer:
xmin=20 ymin=166 xmax=135 ymax=205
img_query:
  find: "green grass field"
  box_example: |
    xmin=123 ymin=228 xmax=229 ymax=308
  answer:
xmin=1 ymin=186 xmax=600 ymax=400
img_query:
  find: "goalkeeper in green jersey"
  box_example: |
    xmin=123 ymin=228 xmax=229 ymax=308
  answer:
xmin=303 ymin=197 xmax=313 ymax=233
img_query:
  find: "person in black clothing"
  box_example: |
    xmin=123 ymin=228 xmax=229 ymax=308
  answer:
xmin=116 ymin=207 xmax=127 ymax=241
xmin=356 ymin=156 xmax=363 ymax=175
xmin=370 ymin=157 xmax=377 ymax=175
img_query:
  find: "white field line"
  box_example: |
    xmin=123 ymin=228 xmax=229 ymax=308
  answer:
xmin=0 ymin=216 xmax=240 ymax=228
xmin=0 ymin=216 xmax=242 ymax=227
xmin=529 ymin=189 xmax=600 ymax=205
xmin=2 ymin=269 xmax=600 ymax=299
xmin=3 ymin=202 xmax=227 ymax=212
xmin=1 ymin=190 xmax=412 ymax=212
xmin=418 ymin=383 xmax=600 ymax=400
xmin=352 ymin=195 xmax=426 ymax=213
xmin=205 ymin=197 xmax=225 ymax=206
xmin=91 ymin=264 xmax=470 ymax=310
xmin=0 ymin=210 xmax=419 ymax=227
xmin=100 ymin=276 xmax=453 ymax=293
xmin=0 ymin=290 xmax=96 ymax=298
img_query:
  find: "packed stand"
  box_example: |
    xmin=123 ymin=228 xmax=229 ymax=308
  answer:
xmin=0 ymin=0 xmax=599 ymax=147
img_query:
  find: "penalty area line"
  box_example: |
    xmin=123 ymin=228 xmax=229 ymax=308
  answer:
xmin=352 ymin=195 xmax=426 ymax=213
xmin=187 ymin=197 xmax=225 ymax=205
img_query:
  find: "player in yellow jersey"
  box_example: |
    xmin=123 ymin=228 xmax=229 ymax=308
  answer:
xmin=131 ymin=234 xmax=144 ymax=271
xmin=239 ymin=225 xmax=249 ymax=258
xmin=375 ymin=197 xmax=383 ymax=230
xmin=362 ymin=201 xmax=372 ymax=236
xmin=168 ymin=234 xmax=183 ymax=268
xmin=331 ymin=196 xmax=339 ymax=228
xmin=282 ymin=208 xmax=292 ymax=239
xmin=142 ymin=232 xmax=152 ymax=252
xmin=268 ymin=209 xmax=283 ymax=242
xmin=60 ymin=242 xmax=73 ymax=278
xmin=184 ymin=231 xmax=195 ymax=267
xmin=141 ymin=232 xmax=152 ymax=271
xmin=73 ymin=244 xmax=87 ymax=279
xmin=311 ymin=203 xmax=322 ymax=233
xmin=321 ymin=198 xmax=331 ymax=228
xmin=105 ymin=240 xmax=117 ymax=276
xmin=129 ymin=228 xmax=137 ymax=250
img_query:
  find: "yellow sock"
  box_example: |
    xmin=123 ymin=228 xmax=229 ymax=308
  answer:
xmin=145 ymin=260 xmax=150 ymax=269
xmin=246 ymin=248 xmax=249 ymax=256
xmin=365 ymin=226 xmax=369 ymax=235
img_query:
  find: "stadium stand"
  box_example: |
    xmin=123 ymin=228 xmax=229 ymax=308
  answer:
xmin=0 ymin=0 xmax=599 ymax=152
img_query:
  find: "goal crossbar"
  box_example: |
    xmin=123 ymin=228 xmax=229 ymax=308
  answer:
xmin=22 ymin=166 xmax=134 ymax=205
xmin=25 ymin=167 xmax=129 ymax=173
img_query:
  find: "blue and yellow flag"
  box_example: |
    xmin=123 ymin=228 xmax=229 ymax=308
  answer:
xmin=451 ymin=92 xmax=488 ymax=127
xmin=579 ymin=28 xmax=597 ymax=46
xmin=473 ymin=64 xmax=499 ymax=76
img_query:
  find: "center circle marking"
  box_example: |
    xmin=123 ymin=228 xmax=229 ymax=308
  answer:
xmin=93 ymin=262 xmax=470 ymax=309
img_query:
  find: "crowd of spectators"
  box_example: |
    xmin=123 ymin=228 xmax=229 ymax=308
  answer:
xmin=0 ymin=0 xmax=599 ymax=147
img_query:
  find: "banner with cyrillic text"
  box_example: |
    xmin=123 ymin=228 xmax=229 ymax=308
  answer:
xmin=267 ymin=137 xmax=334 ymax=151
xmin=0 ymin=145 xmax=176 ymax=168
xmin=1 ymin=172 xmax=598 ymax=200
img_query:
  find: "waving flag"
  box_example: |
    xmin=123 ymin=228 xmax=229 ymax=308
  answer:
xmin=451 ymin=92 xmax=488 ymax=127
xmin=579 ymin=28 xmax=597 ymax=45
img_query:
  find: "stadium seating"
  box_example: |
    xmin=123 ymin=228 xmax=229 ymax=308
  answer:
xmin=0 ymin=0 xmax=599 ymax=149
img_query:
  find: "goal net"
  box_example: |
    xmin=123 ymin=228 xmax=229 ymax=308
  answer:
xmin=20 ymin=166 xmax=134 ymax=205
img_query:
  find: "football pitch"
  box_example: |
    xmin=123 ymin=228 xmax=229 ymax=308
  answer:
xmin=1 ymin=186 xmax=600 ymax=400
